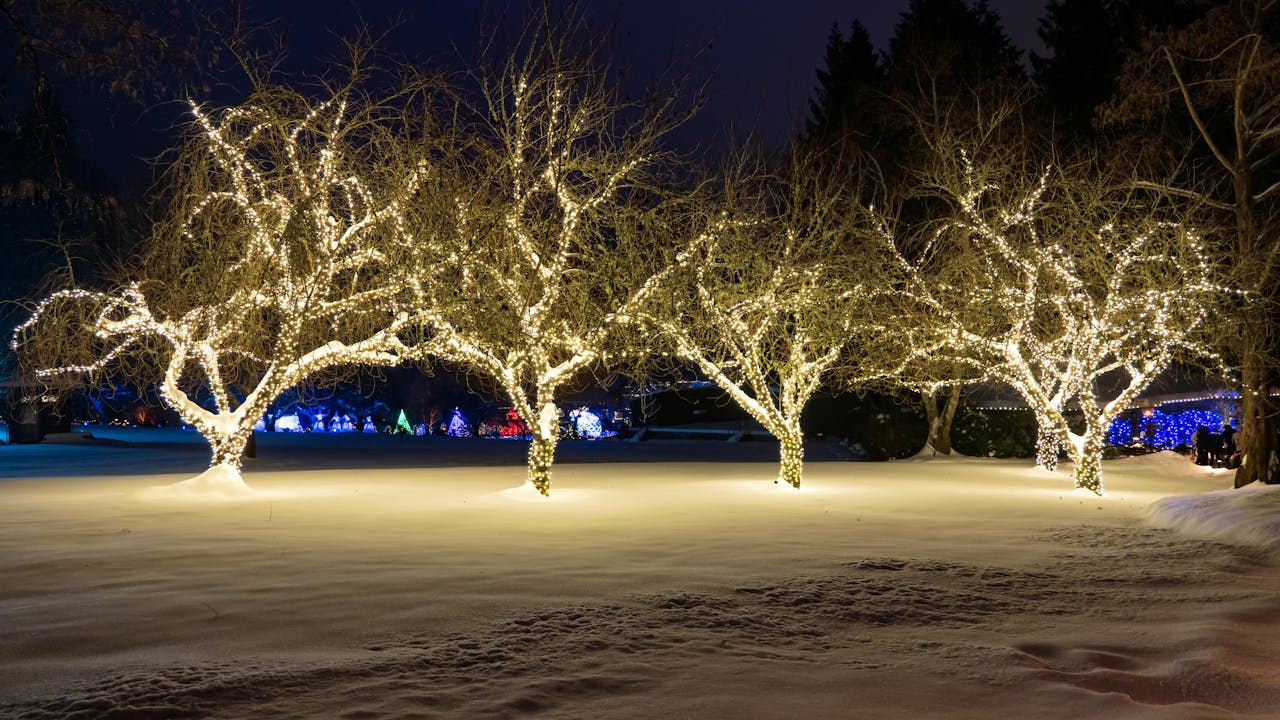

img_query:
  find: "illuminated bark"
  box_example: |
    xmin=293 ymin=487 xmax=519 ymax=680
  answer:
xmin=408 ymin=9 xmax=690 ymax=496
xmin=776 ymin=425 xmax=805 ymax=490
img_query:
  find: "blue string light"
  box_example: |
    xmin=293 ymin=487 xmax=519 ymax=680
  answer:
xmin=1107 ymin=407 xmax=1233 ymax=448
xmin=446 ymin=408 xmax=471 ymax=437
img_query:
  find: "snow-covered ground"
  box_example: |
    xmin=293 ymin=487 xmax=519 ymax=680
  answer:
xmin=2 ymin=428 xmax=1278 ymax=719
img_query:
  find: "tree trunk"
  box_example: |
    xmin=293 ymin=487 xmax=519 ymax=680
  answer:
xmin=776 ymin=426 xmax=804 ymax=489
xmin=934 ymin=384 xmax=960 ymax=455
xmin=1069 ymin=427 xmax=1105 ymax=494
xmin=151 ymin=420 xmax=260 ymax=497
xmin=1036 ymin=424 xmax=1060 ymax=472
xmin=921 ymin=386 xmax=942 ymax=443
xmin=923 ymin=389 xmax=940 ymax=455
xmin=1235 ymin=354 xmax=1274 ymax=487
xmin=209 ymin=426 xmax=254 ymax=471
xmin=526 ymin=401 xmax=560 ymax=496
xmin=1231 ymin=157 xmax=1277 ymax=485
xmin=527 ymin=433 xmax=557 ymax=496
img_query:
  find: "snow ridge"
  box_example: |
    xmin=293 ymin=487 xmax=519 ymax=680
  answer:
xmin=1146 ymin=485 xmax=1280 ymax=553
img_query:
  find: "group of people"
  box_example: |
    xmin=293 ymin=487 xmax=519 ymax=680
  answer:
xmin=1191 ymin=424 xmax=1238 ymax=468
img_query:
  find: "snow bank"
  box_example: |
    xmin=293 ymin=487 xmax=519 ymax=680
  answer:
xmin=1146 ymin=484 xmax=1280 ymax=553
xmin=140 ymin=463 xmax=258 ymax=499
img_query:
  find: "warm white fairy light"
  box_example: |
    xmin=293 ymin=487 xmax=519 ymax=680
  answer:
xmin=405 ymin=59 xmax=678 ymax=498
xmin=632 ymin=200 xmax=870 ymax=491
xmin=12 ymin=91 xmax=428 ymax=488
xmin=877 ymin=155 xmax=1232 ymax=494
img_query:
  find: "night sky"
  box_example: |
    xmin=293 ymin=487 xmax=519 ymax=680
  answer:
xmin=43 ymin=0 xmax=1052 ymax=179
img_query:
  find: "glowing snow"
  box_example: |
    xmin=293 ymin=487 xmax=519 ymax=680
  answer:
xmin=141 ymin=463 xmax=258 ymax=499
xmin=493 ymin=481 xmax=590 ymax=503
xmin=3 ymin=431 xmax=1276 ymax=719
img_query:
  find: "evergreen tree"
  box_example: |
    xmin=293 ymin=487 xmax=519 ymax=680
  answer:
xmin=879 ymin=0 xmax=1028 ymax=454
xmin=1034 ymin=0 xmax=1207 ymax=139
xmin=870 ymin=0 xmax=1028 ymax=192
xmin=0 ymin=84 xmax=128 ymax=382
xmin=804 ymin=20 xmax=883 ymax=149
xmin=885 ymin=0 xmax=1023 ymax=97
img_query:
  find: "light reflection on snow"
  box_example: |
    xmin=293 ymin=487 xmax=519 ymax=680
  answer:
xmin=494 ymin=482 xmax=591 ymax=503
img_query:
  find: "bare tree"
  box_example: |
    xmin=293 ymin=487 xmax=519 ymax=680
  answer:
xmin=11 ymin=66 xmax=443 ymax=492
xmin=870 ymin=140 xmax=1229 ymax=493
xmin=635 ymin=151 xmax=895 ymax=489
xmin=406 ymin=10 xmax=690 ymax=496
xmin=1102 ymin=0 xmax=1280 ymax=486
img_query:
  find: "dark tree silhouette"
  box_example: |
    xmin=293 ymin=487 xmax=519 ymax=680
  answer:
xmin=885 ymin=0 xmax=1023 ymax=97
xmin=805 ymin=20 xmax=884 ymax=149
xmin=1034 ymin=0 xmax=1207 ymax=140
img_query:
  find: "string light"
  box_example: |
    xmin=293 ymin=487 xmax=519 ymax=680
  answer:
xmin=875 ymin=153 xmax=1230 ymax=495
xmin=633 ymin=186 xmax=871 ymax=490
xmin=11 ymin=89 xmax=428 ymax=488
xmin=569 ymin=407 xmax=605 ymax=439
xmin=1109 ymin=407 xmax=1234 ymax=448
xmin=406 ymin=56 xmax=680 ymax=497
xmin=445 ymin=408 xmax=471 ymax=437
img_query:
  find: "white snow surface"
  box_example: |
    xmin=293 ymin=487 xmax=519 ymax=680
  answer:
xmin=142 ymin=463 xmax=257 ymax=499
xmin=2 ymin=433 xmax=1279 ymax=719
xmin=1148 ymin=484 xmax=1280 ymax=552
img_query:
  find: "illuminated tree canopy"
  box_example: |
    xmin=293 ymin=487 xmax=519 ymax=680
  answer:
xmin=638 ymin=152 xmax=891 ymax=489
xmin=6 ymin=9 xmax=1247 ymax=501
xmin=11 ymin=68 xmax=444 ymax=492
xmin=869 ymin=138 xmax=1230 ymax=493
xmin=407 ymin=14 xmax=689 ymax=496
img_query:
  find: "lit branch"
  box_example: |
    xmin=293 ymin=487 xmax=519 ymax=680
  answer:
xmin=874 ymin=145 xmax=1233 ymax=494
xmin=637 ymin=150 xmax=883 ymax=489
xmin=12 ymin=75 xmax=444 ymax=492
xmin=404 ymin=11 xmax=691 ymax=496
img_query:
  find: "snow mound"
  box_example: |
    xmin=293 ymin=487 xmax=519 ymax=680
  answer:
xmin=1146 ymin=484 xmax=1280 ymax=553
xmin=140 ymin=464 xmax=258 ymax=500
xmin=904 ymin=443 xmax=971 ymax=461
xmin=492 ymin=481 xmax=594 ymax=503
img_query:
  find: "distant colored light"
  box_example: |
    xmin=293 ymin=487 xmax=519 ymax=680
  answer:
xmin=500 ymin=408 xmax=527 ymax=438
xmin=1108 ymin=407 xmax=1231 ymax=449
xmin=570 ymin=407 xmax=603 ymax=439
xmin=446 ymin=409 xmax=471 ymax=437
xmin=394 ymin=410 xmax=412 ymax=435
